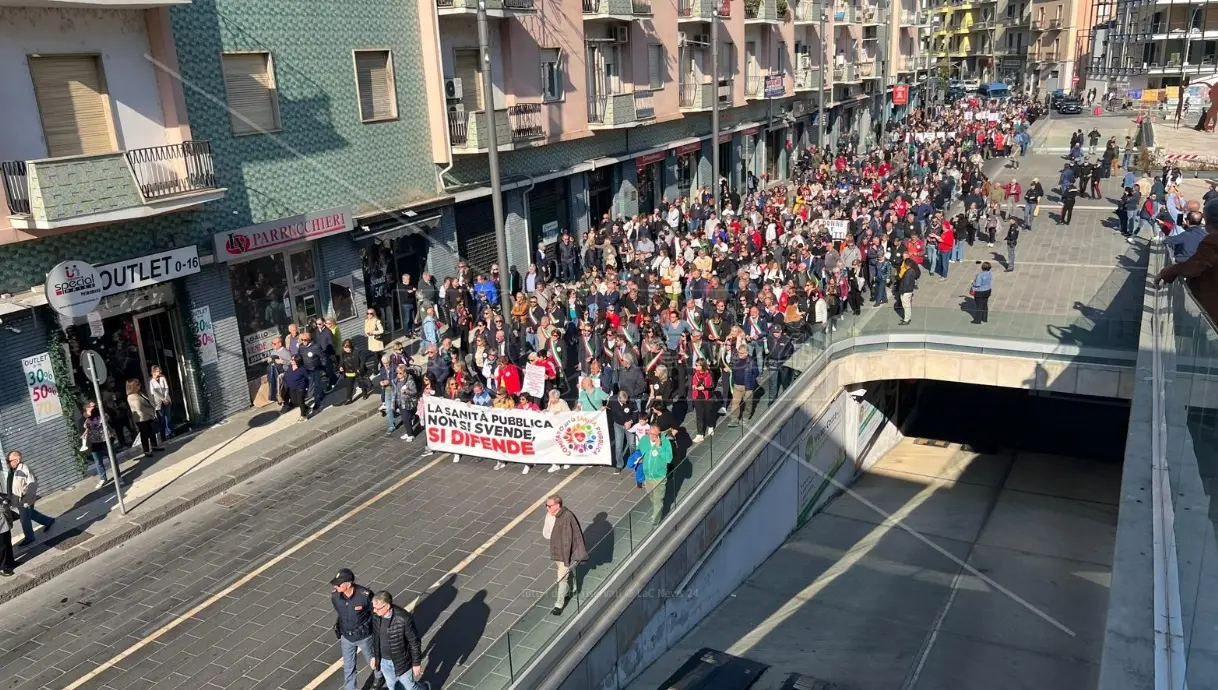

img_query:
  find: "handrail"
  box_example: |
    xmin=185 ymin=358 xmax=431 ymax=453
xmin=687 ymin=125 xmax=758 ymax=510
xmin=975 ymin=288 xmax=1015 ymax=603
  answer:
xmin=1151 ymin=245 xmax=1188 ymax=689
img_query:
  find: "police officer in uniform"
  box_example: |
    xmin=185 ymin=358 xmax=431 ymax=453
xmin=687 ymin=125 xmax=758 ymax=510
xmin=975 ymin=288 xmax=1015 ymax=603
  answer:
xmin=331 ymin=568 xmax=385 ymax=690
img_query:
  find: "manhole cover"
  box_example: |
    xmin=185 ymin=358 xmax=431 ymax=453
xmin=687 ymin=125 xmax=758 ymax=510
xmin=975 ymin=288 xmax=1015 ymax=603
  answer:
xmin=215 ymin=493 xmax=246 ymax=508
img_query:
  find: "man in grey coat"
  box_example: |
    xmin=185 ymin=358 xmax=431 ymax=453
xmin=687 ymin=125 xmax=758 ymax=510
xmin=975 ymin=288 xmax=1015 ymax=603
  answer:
xmin=543 ymin=494 xmax=587 ymax=616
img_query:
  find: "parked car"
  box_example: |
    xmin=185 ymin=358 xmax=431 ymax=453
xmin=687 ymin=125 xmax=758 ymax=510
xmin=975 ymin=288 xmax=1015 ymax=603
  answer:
xmin=1056 ymin=97 xmax=1082 ymax=114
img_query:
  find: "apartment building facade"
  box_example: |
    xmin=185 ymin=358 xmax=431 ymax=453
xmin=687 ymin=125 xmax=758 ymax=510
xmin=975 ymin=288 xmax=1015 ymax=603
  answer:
xmin=0 ymin=0 xmax=927 ymax=491
xmin=1088 ymin=0 xmax=1218 ymax=93
xmin=419 ymin=0 xmax=931 ymax=285
xmin=928 ymin=0 xmax=1002 ymax=81
xmin=0 ymin=0 xmax=439 ymax=490
xmin=1025 ymin=0 xmax=1094 ymax=93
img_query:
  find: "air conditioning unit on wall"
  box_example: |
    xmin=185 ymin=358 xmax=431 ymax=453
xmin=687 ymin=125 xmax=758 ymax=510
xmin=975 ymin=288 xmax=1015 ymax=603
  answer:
xmin=444 ymin=77 xmax=464 ymax=101
xmin=614 ymin=25 xmax=630 ymax=43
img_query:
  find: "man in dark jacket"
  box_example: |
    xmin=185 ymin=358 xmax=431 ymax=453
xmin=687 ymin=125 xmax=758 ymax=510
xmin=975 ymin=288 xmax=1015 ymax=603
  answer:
xmin=543 ymin=494 xmax=587 ymax=615
xmin=896 ymin=257 xmax=921 ymax=325
xmin=1004 ymin=219 xmax=1020 ymax=271
xmin=297 ymin=332 xmax=326 ymax=411
xmin=764 ymin=325 xmax=795 ymax=403
xmin=727 ymin=346 xmax=759 ymax=426
xmin=616 ymin=355 xmax=648 ymax=408
xmin=371 ymin=591 xmax=425 ymax=690
xmin=331 ymin=568 xmax=384 ymax=690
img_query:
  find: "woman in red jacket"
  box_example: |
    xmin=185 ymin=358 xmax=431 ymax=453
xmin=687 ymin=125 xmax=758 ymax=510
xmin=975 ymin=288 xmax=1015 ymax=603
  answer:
xmin=689 ymin=359 xmax=715 ymax=443
xmin=936 ymin=223 xmax=955 ymax=280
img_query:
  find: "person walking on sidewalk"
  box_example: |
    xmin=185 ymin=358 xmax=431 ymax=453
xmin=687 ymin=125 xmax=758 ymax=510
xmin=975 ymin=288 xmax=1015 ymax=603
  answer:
xmin=81 ymin=401 xmax=118 ymax=488
xmin=284 ymin=355 xmax=311 ymax=421
xmin=969 ymin=262 xmax=994 ymax=324
xmin=125 ymin=379 xmax=163 ymax=458
xmin=1088 ymin=127 xmax=1101 ymax=155
xmin=149 ymin=365 xmax=173 ymax=442
xmin=5 ymin=451 xmax=53 ymax=548
xmin=543 ymin=494 xmax=587 ymax=615
xmin=1059 ymin=184 xmax=1078 ymax=226
xmin=896 ymin=256 xmax=920 ymax=325
xmin=635 ymin=426 xmax=673 ymax=524
xmin=370 ymin=591 xmax=426 ymax=690
xmin=1004 ymin=219 xmax=1020 ymax=271
xmin=331 ymin=568 xmax=385 ymax=690
xmin=0 ymin=493 xmax=15 ymax=576
xmin=338 ymin=339 xmax=371 ymax=405
xmin=1024 ymin=178 xmax=1043 ymax=229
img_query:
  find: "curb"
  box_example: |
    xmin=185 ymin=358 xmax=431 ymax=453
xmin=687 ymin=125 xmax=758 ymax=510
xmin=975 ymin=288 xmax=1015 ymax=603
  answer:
xmin=0 ymin=403 xmax=382 ymax=606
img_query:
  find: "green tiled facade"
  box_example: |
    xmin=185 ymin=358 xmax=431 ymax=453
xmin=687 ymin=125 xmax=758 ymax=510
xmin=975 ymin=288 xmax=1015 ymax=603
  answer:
xmin=0 ymin=0 xmax=438 ymax=293
xmin=26 ymin=154 xmax=145 ymax=224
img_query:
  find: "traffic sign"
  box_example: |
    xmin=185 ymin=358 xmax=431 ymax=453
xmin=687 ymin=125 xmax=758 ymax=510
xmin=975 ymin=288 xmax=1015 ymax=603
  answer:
xmin=80 ymin=350 xmax=108 ymax=385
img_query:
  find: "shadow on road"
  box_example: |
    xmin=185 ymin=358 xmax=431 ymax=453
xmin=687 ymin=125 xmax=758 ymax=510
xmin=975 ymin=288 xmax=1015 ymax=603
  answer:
xmin=424 ymin=589 xmax=490 ymax=689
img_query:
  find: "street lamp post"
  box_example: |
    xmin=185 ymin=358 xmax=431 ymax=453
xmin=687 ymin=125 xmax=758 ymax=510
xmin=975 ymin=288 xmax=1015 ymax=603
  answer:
xmin=477 ymin=0 xmax=512 ymax=318
xmin=818 ymin=9 xmax=827 ymax=148
xmin=711 ymin=0 xmax=722 ymax=210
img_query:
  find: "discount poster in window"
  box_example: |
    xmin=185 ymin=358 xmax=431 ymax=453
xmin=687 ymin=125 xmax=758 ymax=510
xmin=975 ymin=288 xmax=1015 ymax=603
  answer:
xmin=21 ymin=353 xmax=62 ymax=424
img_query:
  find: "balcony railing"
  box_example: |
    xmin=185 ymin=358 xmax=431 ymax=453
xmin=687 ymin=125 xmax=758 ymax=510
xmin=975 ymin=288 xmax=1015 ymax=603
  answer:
xmin=859 ymin=60 xmax=876 ymax=78
xmin=2 ymin=141 xmax=222 ymax=227
xmin=1 ymin=161 xmax=29 ymax=215
xmin=744 ymin=0 xmax=777 ymax=20
xmin=125 ymin=141 xmax=217 ymax=201
xmin=448 ymin=108 xmax=469 ymax=145
xmin=795 ymin=68 xmax=824 ymax=90
xmin=833 ymin=4 xmax=856 ymax=22
xmin=746 ymin=74 xmax=763 ymax=97
xmin=508 ymin=103 xmax=543 ymax=140
xmin=588 ymin=92 xmax=645 ymax=126
xmin=634 ymin=90 xmax=655 ymax=120
xmin=718 ymin=78 xmax=734 ymax=105
xmin=437 ymin=0 xmax=535 ymax=10
xmin=679 ymin=81 xmax=698 ymax=107
xmin=1032 ymin=17 xmax=1062 ymax=30
xmin=795 ymin=0 xmax=825 ymax=21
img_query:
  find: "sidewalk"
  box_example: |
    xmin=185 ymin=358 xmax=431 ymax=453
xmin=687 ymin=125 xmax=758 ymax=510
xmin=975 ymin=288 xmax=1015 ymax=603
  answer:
xmin=0 ymin=383 xmax=389 ymax=604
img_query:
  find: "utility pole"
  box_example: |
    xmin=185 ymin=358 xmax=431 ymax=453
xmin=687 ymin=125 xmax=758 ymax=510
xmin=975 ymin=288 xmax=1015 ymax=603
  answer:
xmin=477 ymin=0 xmax=512 ymax=317
xmin=818 ymin=9 xmax=827 ymax=148
xmin=878 ymin=3 xmax=889 ymax=144
xmin=711 ymin=0 xmax=721 ymax=210
xmin=1175 ymin=8 xmax=1199 ymax=129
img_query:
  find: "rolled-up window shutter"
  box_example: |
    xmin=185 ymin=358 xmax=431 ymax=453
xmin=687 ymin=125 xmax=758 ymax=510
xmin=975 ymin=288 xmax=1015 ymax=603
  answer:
xmin=29 ymin=56 xmax=114 ymax=158
xmin=356 ymin=51 xmax=395 ymax=121
xmin=222 ymin=53 xmax=279 ymax=135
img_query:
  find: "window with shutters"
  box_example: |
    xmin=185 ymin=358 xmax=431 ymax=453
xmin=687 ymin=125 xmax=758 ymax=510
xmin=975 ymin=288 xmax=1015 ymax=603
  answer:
xmin=648 ymin=45 xmax=664 ymax=89
xmin=354 ymin=50 xmax=397 ymax=122
xmin=221 ymin=52 xmax=280 ymax=135
xmin=28 ymin=55 xmax=116 ymax=158
xmin=454 ymin=49 xmax=485 ymax=111
xmin=540 ymin=48 xmax=563 ymax=102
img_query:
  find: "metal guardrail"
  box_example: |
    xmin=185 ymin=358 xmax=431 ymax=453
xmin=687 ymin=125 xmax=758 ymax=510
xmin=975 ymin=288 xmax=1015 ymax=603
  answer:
xmin=447 ymin=108 xmax=469 ymax=145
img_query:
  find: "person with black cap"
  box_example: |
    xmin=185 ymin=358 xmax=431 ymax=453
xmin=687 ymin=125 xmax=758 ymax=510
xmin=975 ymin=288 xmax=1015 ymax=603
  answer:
xmin=331 ymin=568 xmax=384 ymax=690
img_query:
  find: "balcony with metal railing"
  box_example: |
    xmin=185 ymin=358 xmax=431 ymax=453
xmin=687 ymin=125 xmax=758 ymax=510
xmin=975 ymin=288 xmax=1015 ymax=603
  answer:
xmin=859 ymin=60 xmax=878 ymax=78
xmin=436 ymin=0 xmax=535 ymax=15
xmin=583 ymin=0 xmax=646 ymax=19
xmin=718 ymin=78 xmax=734 ymax=105
xmin=745 ymin=74 xmax=763 ymax=98
xmin=1031 ymin=17 xmax=1062 ymax=30
xmin=744 ymin=0 xmax=779 ymax=22
xmin=795 ymin=68 xmax=825 ymax=90
xmin=678 ymin=0 xmax=728 ymax=18
xmin=1 ymin=141 xmax=224 ymax=231
xmin=833 ymin=3 xmax=856 ymax=23
xmin=448 ymin=104 xmax=544 ymax=152
xmin=679 ymin=80 xmax=716 ymax=110
xmin=588 ymin=90 xmax=655 ymax=127
xmin=859 ymin=3 xmax=879 ymax=24
xmin=794 ymin=0 xmax=826 ymax=23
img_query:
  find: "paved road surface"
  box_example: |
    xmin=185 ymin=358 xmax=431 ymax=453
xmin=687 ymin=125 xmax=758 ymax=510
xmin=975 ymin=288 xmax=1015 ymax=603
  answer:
xmin=0 ymin=415 xmax=639 ymax=690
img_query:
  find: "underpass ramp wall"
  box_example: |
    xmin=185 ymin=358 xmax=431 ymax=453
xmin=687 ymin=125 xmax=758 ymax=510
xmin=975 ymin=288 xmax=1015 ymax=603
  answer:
xmin=567 ymin=379 xmax=907 ymax=690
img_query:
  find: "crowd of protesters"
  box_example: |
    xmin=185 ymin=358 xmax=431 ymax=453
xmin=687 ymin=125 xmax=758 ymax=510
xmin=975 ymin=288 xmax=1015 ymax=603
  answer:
xmin=255 ymin=94 xmax=1041 ymax=480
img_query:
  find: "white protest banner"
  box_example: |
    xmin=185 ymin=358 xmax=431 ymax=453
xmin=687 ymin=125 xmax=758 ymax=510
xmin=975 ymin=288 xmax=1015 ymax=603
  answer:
xmin=22 ymin=353 xmax=62 ymax=424
xmin=423 ymin=396 xmax=613 ymax=466
xmin=191 ymin=306 xmax=219 ymax=365
xmin=825 ymin=219 xmax=850 ymax=240
xmin=522 ymin=364 xmax=547 ymax=399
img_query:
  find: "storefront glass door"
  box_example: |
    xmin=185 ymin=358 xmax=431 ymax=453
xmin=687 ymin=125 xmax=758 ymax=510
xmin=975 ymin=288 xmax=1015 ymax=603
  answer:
xmin=135 ymin=309 xmax=190 ymax=427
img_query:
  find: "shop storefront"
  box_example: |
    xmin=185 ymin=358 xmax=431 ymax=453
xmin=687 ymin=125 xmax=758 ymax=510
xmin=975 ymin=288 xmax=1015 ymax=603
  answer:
xmin=675 ymin=142 xmax=701 ymax=200
xmin=588 ymin=167 xmax=614 ymax=227
xmin=212 ymin=207 xmax=354 ymax=387
xmin=57 ymin=246 xmax=206 ymax=431
xmin=635 ymin=151 xmax=665 ymax=215
xmin=353 ymin=213 xmax=441 ymax=337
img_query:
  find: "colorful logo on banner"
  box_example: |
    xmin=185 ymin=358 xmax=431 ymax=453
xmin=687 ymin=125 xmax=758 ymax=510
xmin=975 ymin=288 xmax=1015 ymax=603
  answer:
xmin=893 ymin=84 xmax=909 ymax=106
xmin=556 ymin=415 xmax=604 ymax=456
